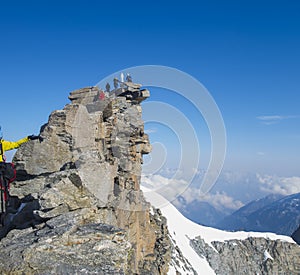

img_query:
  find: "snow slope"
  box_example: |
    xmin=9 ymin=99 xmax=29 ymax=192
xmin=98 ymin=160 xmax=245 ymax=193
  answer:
xmin=141 ymin=187 xmax=296 ymax=275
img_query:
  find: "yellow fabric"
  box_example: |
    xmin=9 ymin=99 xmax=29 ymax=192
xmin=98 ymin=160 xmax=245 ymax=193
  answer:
xmin=0 ymin=137 xmax=29 ymax=162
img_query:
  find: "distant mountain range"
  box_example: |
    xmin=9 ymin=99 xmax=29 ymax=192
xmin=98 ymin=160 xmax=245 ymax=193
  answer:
xmin=215 ymin=194 xmax=284 ymax=230
xmin=216 ymin=193 xmax=300 ymax=236
xmin=175 ymin=192 xmax=300 ymax=237
xmin=173 ymin=196 xmax=229 ymax=227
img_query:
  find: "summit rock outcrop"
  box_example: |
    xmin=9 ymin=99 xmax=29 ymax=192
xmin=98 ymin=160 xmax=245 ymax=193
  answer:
xmin=0 ymin=83 xmax=171 ymax=274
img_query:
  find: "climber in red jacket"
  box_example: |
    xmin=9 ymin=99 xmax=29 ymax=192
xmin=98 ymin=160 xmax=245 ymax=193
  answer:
xmin=0 ymin=125 xmax=42 ymax=216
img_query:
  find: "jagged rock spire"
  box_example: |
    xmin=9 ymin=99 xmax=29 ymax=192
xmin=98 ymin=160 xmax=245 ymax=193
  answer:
xmin=0 ymin=83 xmax=171 ymax=274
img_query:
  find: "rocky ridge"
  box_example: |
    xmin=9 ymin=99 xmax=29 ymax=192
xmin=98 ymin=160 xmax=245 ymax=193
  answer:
xmin=0 ymin=83 xmax=171 ymax=274
xmin=191 ymin=236 xmax=300 ymax=274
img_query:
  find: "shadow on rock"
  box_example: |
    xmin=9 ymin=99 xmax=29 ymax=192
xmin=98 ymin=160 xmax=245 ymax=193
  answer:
xmin=0 ymin=195 xmax=45 ymax=239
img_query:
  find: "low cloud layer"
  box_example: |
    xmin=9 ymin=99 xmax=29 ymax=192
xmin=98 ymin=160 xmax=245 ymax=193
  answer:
xmin=142 ymin=170 xmax=300 ymax=217
xmin=179 ymin=189 xmax=244 ymax=211
xmin=142 ymin=173 xmax=244 ymax=212
xmin=257 ymin=174 xmax=300 ymax=195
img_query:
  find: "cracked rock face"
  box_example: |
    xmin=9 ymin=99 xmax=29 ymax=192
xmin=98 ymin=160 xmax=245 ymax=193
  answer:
xmin=190 ymin=236 xmax=300 ymax=275
xmin=0 ymin=85 xmax=170 ymax=274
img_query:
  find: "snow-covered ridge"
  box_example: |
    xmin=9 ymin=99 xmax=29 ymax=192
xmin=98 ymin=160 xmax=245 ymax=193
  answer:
xmin=141 ymin=187 xmax=296 ymax=274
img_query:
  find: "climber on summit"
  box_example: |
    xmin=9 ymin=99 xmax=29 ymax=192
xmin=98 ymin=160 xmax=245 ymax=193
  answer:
xmin=0 ymin=126 xmax=42 ymax=216
xmin=0 ymin=126 xmax=42 ymax=162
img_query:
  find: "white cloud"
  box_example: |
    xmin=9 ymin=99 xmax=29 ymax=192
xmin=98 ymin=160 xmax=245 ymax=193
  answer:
xmin=141 ymin=173 xmax=190 ymax=201
xmin=142 ymin=171 xmax=300 ymax=213
xmin=208 ymin=192 xmax=244 ymax=210
xmin=257 ymin=174 xmax=300 ymax=195
xmin=142 ymin=173 xmax=244 ymax=212
xmin=144 ymin=128 xmax=157 ymax=134
xmin=256 ymin=115 xmax=299 ymax=125
xmin=181 ymin=189 xmax=244 ymax=211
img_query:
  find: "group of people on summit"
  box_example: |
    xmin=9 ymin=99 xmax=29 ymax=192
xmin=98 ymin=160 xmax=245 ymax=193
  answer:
xmin=105 ymin=73 xmax=132 ymax=93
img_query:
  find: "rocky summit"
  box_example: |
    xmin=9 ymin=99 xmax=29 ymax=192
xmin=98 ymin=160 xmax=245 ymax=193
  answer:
xmin=0 ymin=83 xmax=171 ymax=274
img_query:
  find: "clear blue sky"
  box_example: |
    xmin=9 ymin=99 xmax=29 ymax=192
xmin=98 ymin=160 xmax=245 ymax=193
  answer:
xmin=1 ymin=0 xmax=299 ymax=176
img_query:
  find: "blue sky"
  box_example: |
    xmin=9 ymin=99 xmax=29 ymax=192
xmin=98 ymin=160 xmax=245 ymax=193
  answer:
xmin=1 ymin=0 xmax=299 ymax=182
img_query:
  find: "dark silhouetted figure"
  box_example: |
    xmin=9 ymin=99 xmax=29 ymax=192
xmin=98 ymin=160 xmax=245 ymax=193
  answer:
xmin=113 ymin=78 xmax=119 ymax=89
xmin=126 ymin=73 xmax=132 ymax=82
xmin=105 ymin=83 xmax=110 ymax=93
